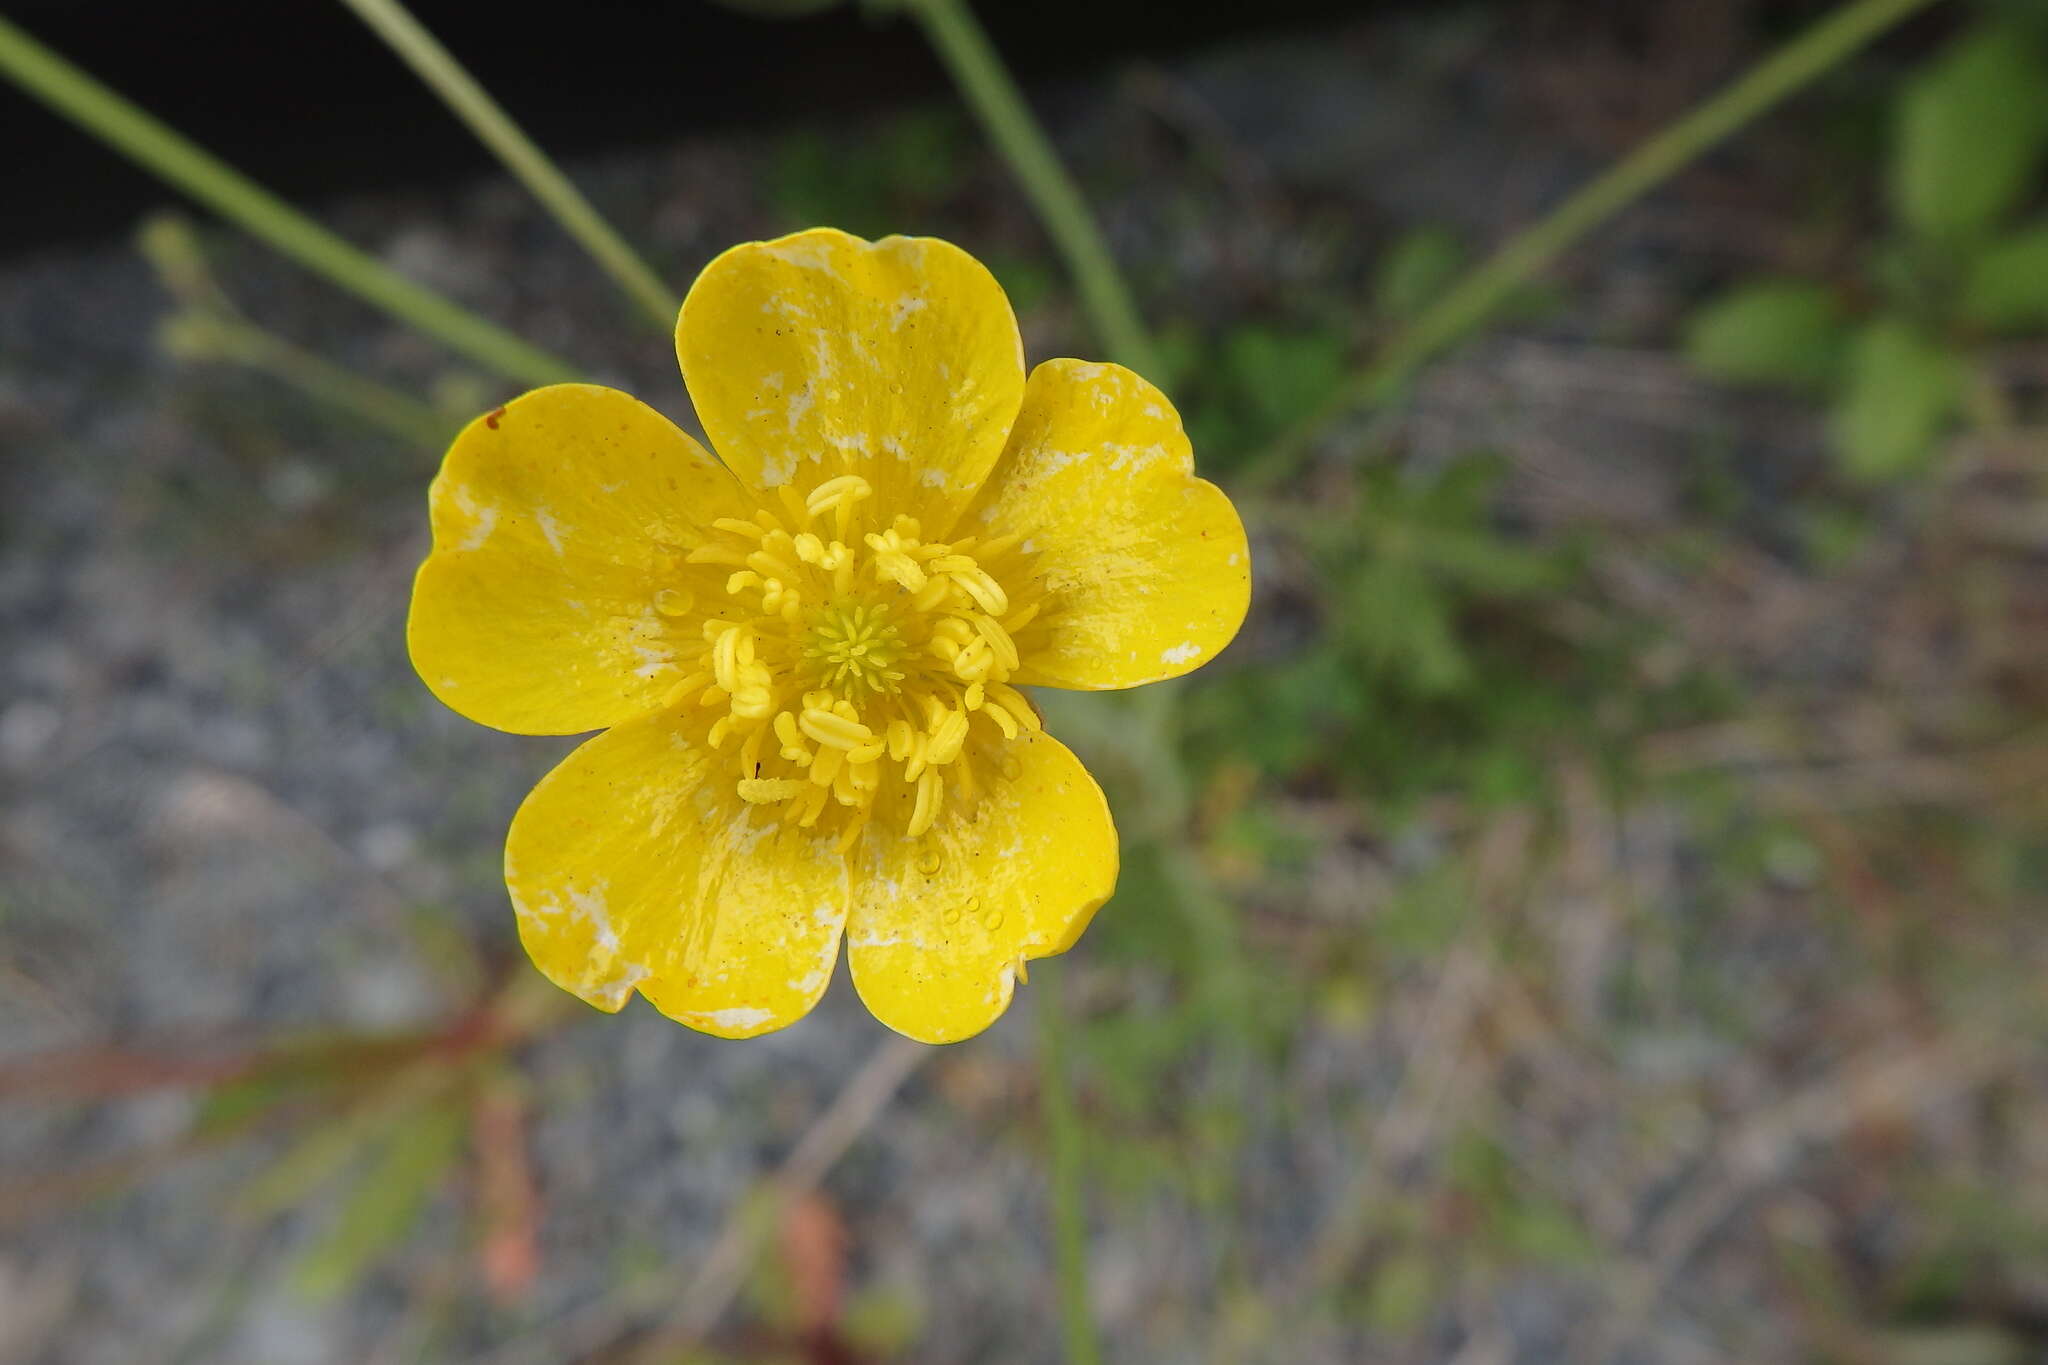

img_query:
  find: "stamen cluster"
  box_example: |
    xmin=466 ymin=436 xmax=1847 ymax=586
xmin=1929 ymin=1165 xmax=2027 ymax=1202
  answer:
xmin=656 ymin=475 xmax=1045 ymax=847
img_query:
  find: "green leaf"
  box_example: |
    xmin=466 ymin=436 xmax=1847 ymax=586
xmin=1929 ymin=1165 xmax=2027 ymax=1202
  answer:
xmin=1373 ymin=228 xmax=1466 ymax=322
xmin=1892 ymin=25 xmax=2048 ymax=241
xmin=1683 ymin=280 xmax=1850 ymax=391
xmin=1827 ymin=318 xmax=1962 ymax=482
xmin=1961 ymin=224 xmax=2048 ymax=331
xmin=1222 ymin=326 xmax=1348 ymax=437
xmin=291 ymin=1100 xmax=466 ymax=1302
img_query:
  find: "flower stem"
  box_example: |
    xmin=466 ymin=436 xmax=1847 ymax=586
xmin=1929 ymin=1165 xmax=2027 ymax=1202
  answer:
xmin=1239 ymin=0 xmax=1949 ymax=492
xmin=901 ymin=0 xmax=1162 ymax=381
xmin=1035 ymin=957 xmax=1103 ymax=1365
xmin=165 ymin=311 xmax=455 ymax=450
xmin=337 ymin=0 xmax=680 ymax=330
xmin=0 ymin=12 xmax=580 ymax=387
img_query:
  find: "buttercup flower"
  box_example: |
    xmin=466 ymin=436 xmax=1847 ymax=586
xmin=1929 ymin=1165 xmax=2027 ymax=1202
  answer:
xmin=408 ymin=228 xmax=1249 ymax=1043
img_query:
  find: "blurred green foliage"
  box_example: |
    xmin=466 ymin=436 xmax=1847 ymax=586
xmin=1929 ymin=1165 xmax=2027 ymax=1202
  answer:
xmin=1685 ymin=13 xmax=2048 ymax=479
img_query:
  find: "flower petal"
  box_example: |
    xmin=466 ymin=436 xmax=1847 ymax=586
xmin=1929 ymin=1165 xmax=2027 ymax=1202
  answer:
xmin=968 ymin=359 xmax=1250 ymax=690
xmin=506 ymin=708 xmax=848 ymax=1038
xmin=676 ymin=228 xmax=1025 ymax=529
xmin=408 ymin=384 xmax=754 ymax=735
xmin=846 ymin=730 xmax=1116 ymax=1043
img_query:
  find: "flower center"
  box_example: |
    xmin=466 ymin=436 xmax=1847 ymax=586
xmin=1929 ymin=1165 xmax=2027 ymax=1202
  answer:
xmin=802 ymin=599 xmax=906 ymax=697
xmin=652 ymin=475 xmax=1047 ymax=849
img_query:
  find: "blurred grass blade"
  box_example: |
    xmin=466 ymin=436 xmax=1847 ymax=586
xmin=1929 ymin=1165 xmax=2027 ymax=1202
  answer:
xmin=0 ymin=12 xmax=580 ymax=387
xmin=292 ymin=1098 xmax=468 ymax=1302
xmin=1241 ymin=0 xmax=1949 ymax=492
xmin=161 ymin=310 xmax=456 ymax=448
xmin=899 ymin=0 xmax=1161 ymax=379
xmin=337 ymin=0 xmax=680 ymax=329
xmin=1036 ymin=958 xmax=1104 ymax=1365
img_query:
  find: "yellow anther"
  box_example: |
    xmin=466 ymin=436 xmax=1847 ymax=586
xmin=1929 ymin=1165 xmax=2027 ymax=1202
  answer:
xmin=773 ymin=710 xmax=811 ymax=761
xmin=907 ymin=769 xmax=943 ymax=838
xmin=951 ymin=568 xmax=1008 ymax=616
xmin=927 ymin=710 xmax=969 ymax=765
xmin=987 ymin=683 xmax=1041 ymax=733
xmin=800 ymin=707 xmax=873 ymax=750
xmin=951 ymin=637 xmax=993 ymax=682
xmin=747 ymin=549 xmax=802 ymax=583
xmin=712 ymin=517 xmax=768 ymax=540
xmin=712 ymin=626 xmax=744 ymax=692
xmin=737 ymin=777 xmax=807 ymax=804
xmin=971 ymin=614 xmax=1020 ymax=674
xmin=805 ymin=475 xmax=872 ymax=518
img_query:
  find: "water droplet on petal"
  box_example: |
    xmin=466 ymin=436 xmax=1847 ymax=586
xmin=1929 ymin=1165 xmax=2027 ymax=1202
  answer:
xmin=982 ymin=907 xmax=1005 ymax=931
xmin=941 ymin=904 xmax=962 ymax=925
xmin=655 ymin=588 xmax=692 ymax=617
xmin=916 ymin=847 xmax=942 ymax=875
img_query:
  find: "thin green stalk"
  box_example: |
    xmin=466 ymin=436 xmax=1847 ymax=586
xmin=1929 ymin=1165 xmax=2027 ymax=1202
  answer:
xmin=166 ymin=313 xmax=456 ymax=449
xmin=337 ymin=0 xmax=679 ymax=329
xmin=1036 ymin=958 xmax=1103 ymax=1365
xmin=1241 ymin=0 xmax=1949 ymax=492
xmin=0 ymin=12 xmax=579 ymax=387
xmin=902 ymin=0 xmax=1161 ymax=379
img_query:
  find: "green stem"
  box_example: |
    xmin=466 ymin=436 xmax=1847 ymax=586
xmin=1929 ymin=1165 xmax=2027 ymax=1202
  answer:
xmin=337 ymin=0 xmax=679 ymax=330
xmin=1241 ymin=0 xmax=1949 ymax=492
xmin=1036 ymin=957 xmax=1103 ymax=1365
xmin=904 ymin=0 xmax=1161 ymax=379
xmin=169 ymin=313 xmax=456 ymax=450
xmin=0 ymin=12 xmax=579 ymax=387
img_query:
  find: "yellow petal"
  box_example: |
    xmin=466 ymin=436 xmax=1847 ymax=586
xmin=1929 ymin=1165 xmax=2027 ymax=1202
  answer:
xmin=967 ymin=359 xmax=1250 ymax=690
xmin=676 ymin=227 xmax=1025 ymax=529
xmin=408 ymin=384 xmax=753 ymax=735
xmin=506 ymin=708 xmax=848 ymax=1038
xmin=846 ymin=730 xmax=1116 ymax=1043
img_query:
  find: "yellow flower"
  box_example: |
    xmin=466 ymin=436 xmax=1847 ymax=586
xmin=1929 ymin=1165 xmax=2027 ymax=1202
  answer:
xmin=407 ymin=228 xmax=1249 ymax=1043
